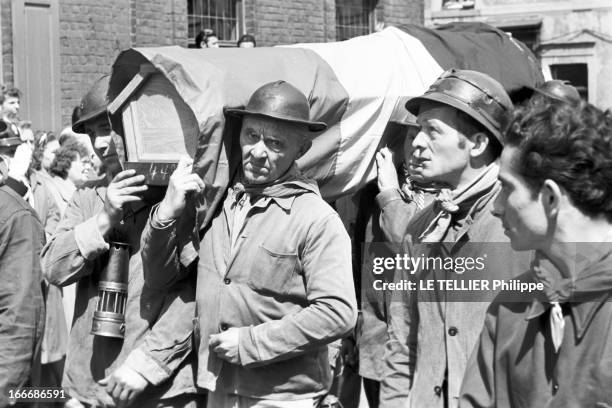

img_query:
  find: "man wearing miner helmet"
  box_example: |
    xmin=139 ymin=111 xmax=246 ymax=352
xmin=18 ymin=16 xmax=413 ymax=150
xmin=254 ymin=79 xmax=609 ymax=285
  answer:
xmin=380 ymin=69 xmax=531 ymax=408
xmin=142 ymin=80 xmax=357 ymax=407
xmin=42 ymin=76 xmax=201 ymax=407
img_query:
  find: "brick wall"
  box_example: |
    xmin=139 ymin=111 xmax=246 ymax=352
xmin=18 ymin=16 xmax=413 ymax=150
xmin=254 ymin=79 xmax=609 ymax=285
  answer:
xmin=58 ymin=1 xmax=186 ymax=126
xmin=244 ymin=0 xmax=329 ymax=46
xmin=2 ymin=0 xmax=423 ymax=127
xmin=59 ymin=1 xmax=131 ymax=125
xmin=1 ymin=0 xmax=13 ymax=86
xmin=131 ymin=0 xmax=187 ymax=47
xmin=382 ymin=0 xmax=424 ymax=27
xmin=243 ymin=0 xmax=422 ymax=47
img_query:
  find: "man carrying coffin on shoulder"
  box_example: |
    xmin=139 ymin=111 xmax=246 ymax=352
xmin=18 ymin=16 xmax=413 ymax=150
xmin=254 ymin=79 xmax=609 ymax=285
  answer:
xmin=141 ymin=80 xmax=357 ymax=408
xmin=380 ymin=69 xmax=531 ymax=408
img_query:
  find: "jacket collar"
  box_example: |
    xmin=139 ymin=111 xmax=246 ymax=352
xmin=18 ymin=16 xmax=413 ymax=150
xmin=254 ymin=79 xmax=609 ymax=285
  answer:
xmin=526 ymin=245 xmax=612 ymax=340
xmin=251 ymin=195 xmax=295 ymax=211
xmin=229 ymin=166 xmax=319 ymax=213
xmin=451 ymin=181 xmax=499 ymax=243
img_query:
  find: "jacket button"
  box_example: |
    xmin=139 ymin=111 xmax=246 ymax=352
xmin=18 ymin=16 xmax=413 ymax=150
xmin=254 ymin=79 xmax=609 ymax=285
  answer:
xmin=220 ymin=323 xmax=229 ymax=331
xmin=448 ymin=327 xmax=458 ymax=336
xmin=553 ymin=383 xmax=559 ymax=392
xmin=434 ymin=385 xmax=442 ymax=396
xmin=224 ymin=278 xmax=231 ymax=285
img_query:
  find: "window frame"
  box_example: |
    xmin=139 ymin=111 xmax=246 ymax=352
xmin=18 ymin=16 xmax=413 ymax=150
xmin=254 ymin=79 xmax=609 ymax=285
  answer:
xmin=335 ymin=0 xmax=377 ymax=41
xmin=187 ymin=0 xmax=244 ymax=47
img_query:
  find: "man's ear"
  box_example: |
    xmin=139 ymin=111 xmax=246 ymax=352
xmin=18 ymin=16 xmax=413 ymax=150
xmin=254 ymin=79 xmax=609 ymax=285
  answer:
xmin=541 ymin=179 xmax=563 ymax=218
xmin=469 ymin=132 xmax=489 ymax=158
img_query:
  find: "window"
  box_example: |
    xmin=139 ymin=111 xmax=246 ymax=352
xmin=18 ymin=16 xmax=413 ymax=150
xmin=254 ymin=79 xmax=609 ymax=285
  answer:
xmin=502 ymin=25 xmax=540 ymax=54
xmin=442 ymin=0 xmax=475 ymax=10
xmin=187 ymin=0 xmax=241 ymax=46
xmin=550 ymin=63 xmax=588 ymax=101
xmin=336 ymin=0 xmax=376 ymax=41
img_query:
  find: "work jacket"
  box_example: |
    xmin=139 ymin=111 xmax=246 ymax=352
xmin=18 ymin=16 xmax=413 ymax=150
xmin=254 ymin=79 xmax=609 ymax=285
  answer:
xmin=0 ymin=185 xmax=45 ymax=407
xmin=41 ymin=186 xmax=197 ymax=406
xmin=141 ymin=175 xmax=357 ymax=400
xmin=460 ymin=245 xmax=612 ymax=407
xmin=380 ymin=180 xmax=531 ymax=408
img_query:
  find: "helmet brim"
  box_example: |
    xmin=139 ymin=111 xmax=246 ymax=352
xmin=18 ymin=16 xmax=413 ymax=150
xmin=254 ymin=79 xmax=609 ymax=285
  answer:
xmin=528 ymin=85 xmax=580 ymax=105
xmin=225 ymin=108 xmax=327 ymax=132
xmin=72 ymin=107 xmax=107 ymax=134
xmin=0 ymin=137 xmax=23 ymax=148
xmin=405 ymin=93 xmax=502 ymax=144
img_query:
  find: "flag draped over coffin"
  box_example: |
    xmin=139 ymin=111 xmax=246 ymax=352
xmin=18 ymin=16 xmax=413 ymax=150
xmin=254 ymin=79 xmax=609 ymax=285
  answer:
xmin=109 ymin=22 xmax=544 ymax=266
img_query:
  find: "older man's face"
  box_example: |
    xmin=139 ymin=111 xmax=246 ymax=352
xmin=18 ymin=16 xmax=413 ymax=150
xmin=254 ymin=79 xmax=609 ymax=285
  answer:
xmin=240 ymin=116 xmax=308 ymax=185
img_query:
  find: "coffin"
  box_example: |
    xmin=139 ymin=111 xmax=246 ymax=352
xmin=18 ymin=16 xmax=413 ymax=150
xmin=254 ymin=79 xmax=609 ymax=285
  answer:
xmin=108 ymin=23 xmax=543 ymax=203
xmin=108 ymin=66 xmax=199 ymax=184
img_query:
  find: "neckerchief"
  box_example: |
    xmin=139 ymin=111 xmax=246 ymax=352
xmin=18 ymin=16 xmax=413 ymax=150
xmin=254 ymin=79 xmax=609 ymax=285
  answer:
xmin=400 ymin=163 xmax=444 ymax=210
xmin=418 ymin=162 xmax=500 ymax=242
xmin=531 ymin=238 xmax=612 ymax=352
xmin=232 ymin=164 xmax=319 ymax=203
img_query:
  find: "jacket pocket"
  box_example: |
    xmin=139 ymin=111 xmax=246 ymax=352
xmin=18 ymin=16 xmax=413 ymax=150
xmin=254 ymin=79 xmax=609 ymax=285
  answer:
xmin=246 ymin=244 xmax=298 ymax=296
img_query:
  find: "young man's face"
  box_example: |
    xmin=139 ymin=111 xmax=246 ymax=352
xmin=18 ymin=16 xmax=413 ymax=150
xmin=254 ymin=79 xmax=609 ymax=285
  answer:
xmin=83 ymin=116 xmax=114 ymax=158
xmin=83 ymin=115 xmax=120 ymax=175
xmin=409 ymin=104 xmax=472 ymax=187
xmin=493 ymin=146 xmax=548 ymax=251
xmin=240 ymin=116 xmax=308 ymax=185
xmin=1 ymin=96 xmax=20 ymax=120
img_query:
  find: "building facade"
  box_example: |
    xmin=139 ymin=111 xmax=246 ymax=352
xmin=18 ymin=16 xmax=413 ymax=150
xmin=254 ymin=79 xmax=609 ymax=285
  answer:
xmin=0 ymin=0 xmax=423 ymax=132
xmin=426 ymin=0 xmax=612 ymax=109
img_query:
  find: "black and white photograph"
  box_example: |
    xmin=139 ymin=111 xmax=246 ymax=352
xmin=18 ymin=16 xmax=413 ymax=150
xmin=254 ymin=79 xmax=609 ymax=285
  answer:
xmin=1 ymin=1 xmax=612 ymax=407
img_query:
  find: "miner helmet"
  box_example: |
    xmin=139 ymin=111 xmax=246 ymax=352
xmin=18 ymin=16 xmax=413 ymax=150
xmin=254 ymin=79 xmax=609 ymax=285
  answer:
xmin=225 ymin=80 xmax=327 ymax=132
xmin=72 ymin=75 xmax=110 ymax=133
xmin=405 ymin=69 xmax=513 ymax=144
xmin=0 ymin=120 xmax=21 ymax=148
xmin=530 ymin=80 xmax=580 ymax=105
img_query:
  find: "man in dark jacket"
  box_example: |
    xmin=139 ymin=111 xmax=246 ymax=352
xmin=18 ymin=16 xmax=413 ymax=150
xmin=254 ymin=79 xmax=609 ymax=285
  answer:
xmin=460 ymin=89 xmax=612 ymax=407
xmin=0 ymin=181 xmax=45 ymax=407
xmin=380 ymin=69 xmax=530 ymax=408
xmin=42 ymin=76 xmax=201 ymax=407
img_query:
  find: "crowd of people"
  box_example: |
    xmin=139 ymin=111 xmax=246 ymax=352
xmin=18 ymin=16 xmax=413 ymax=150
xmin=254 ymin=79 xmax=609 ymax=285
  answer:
xmin=195 ymin=29 xmax=257 ymax=49
xmin=1 ymin=57 xmax=612 ymax=408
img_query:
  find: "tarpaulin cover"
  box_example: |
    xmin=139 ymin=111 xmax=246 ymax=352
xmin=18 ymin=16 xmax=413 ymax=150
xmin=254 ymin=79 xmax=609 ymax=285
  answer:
xmin=108 ymin=22 xmax=544 ymax=266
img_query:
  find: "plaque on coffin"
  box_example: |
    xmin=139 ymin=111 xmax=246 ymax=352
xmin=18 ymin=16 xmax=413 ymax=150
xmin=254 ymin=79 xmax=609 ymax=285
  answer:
xmin=108 ymin=65 xmax=199 ymax=185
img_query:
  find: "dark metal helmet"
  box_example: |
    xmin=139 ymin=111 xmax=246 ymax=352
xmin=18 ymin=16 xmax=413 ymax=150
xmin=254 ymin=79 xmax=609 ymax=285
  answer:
xmin=405 ymin=69 xmax=513 ymax=143
xmin=0 ymin=120 xmax=21 ymax=148
xmin=531 ymin=80 xmax=580 ymax=105
xmin=225 ymin=80 xmax=327 ymax=132
xmin=72 ymin=75 xmax=110 ymax=133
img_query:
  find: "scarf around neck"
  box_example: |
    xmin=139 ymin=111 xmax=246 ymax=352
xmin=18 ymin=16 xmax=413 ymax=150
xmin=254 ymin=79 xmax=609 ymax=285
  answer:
xmin=418 ymin=162 xmax=500 ymax=243
xmin=232 ymin=164 xmax=320 ymax=202
xmin=531 ymin=243 xmax=612 ymax=352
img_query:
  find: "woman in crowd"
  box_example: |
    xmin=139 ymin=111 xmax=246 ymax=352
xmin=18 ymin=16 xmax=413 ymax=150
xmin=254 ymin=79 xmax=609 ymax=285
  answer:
xmin=48 ymin=141 xmax=92 ymax=215
xmin=31 ymin=131 xmax=60 ymax=179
